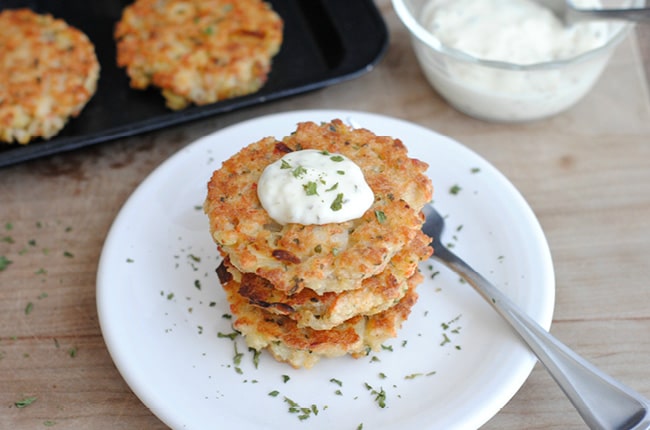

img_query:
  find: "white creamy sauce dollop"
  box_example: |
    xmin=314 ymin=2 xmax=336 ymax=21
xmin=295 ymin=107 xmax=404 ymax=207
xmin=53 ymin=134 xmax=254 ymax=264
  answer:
xmin=257 ymin=149 xmax=374 ymax=225
xmin=423 ymin=0 xmax=608 ymax=64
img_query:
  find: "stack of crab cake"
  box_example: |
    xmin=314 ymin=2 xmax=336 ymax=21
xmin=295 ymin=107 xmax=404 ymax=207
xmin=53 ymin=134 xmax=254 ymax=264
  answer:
xmin=205 ymin=119 xmax=433 ymax=368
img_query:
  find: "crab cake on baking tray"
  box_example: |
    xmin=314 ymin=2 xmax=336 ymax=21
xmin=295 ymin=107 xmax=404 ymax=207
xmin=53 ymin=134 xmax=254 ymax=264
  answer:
xmin=205 ymin=120 xmax=432 ymax=296
xmin=218 ymin=260 xmax=423 ymax=369
xmin=0 ymin=9 xmax=100 ymax=144
xmin=114 ymin=0 xmax=283 ymax=110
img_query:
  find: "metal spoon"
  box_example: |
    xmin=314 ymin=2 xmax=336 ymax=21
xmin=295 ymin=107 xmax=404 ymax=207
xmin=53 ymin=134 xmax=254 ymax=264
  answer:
xmin=534 ymin=0 xmax=650 ymax=25
xmin=422 ymin=204 xmax=650 ymax=430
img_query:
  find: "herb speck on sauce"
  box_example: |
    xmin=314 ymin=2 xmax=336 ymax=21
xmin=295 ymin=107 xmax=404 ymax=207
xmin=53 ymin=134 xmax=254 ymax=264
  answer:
xmin=449 ymin=184 xmax=462 ymax=195
xmin=292 ymin=165 xmax=307 ymax=178
xmin=330 ymin=193 xmax=345 ymax=211
xmin=303 ymin=181 xmax=318 ymax=196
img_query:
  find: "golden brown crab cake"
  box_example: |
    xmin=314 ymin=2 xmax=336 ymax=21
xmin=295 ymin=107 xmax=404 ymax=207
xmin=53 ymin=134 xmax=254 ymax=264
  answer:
xmin=0 ymin=9 xmax=100 ymax=144
xmin=114 ymin=0 xmax=283 ymax=110
xmin=217 ymin=261 xmax=421 ymax=369
xmin=228 ymin=229 xmax=432 ymax=330
xmin=205 ymin=119 xmax=432 ymax=295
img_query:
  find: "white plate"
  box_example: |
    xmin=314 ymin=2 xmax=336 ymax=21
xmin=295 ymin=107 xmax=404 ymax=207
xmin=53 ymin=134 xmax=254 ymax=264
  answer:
xmin=97 ymin=110 xmax=555 ymax=430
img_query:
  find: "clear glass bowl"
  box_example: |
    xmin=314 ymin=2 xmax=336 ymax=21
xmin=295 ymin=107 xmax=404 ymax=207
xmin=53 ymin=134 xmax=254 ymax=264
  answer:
xmin=392 ymin=0 xmax=637 ymax=122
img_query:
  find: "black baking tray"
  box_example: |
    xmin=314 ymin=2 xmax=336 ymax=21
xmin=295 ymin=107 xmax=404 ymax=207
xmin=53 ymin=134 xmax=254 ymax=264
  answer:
xmin=0 ymin=0 xmax=388 ymax=168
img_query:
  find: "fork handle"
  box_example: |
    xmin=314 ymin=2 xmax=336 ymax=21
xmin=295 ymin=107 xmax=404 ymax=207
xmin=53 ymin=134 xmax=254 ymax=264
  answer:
xmin=434 ymin=249 xmax=650 ymax=430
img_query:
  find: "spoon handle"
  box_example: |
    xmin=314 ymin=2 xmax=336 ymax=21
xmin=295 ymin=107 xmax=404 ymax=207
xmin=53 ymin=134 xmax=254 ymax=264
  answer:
xmin=433 ymin=247 xmax=650 ymax=430
xmin=570 ymin=7 xmax=650 ymax=23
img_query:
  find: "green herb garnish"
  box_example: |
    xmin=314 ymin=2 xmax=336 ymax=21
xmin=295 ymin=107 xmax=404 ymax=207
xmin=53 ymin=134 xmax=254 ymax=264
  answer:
xmin=217 ymin=331 xmax=238 ymax=340
xmin=374 ymin=210 xmax=387 ymax=224
xmin=280 ymin=159 xmax=292 ymax=169
xmin=303 ymin=181 xmax=319 ymax=196
xmin=14 ymin=396 xmax=37 ymax=408
xmin=292 ymin=166 xmax=307 ymax=178
xmin=250 ymin=348 xmax=261 ymax=368
xmin=330 ymin=155 xmax=344 ymax=162
xmin=330 ymin=378 xmax=343 ymax=386
xmin=0 ymin=256 xmax=12 ymax=271
xmin=325 ymin=183 xmax=338 ymax=192
xmin=364 ymin=383 xmax=387 ymax=408
xmin=330 ymin=193 xmax=344 ymax=211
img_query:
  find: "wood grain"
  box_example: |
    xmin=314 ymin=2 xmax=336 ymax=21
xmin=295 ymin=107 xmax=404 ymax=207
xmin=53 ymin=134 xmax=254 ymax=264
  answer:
xmin=1 ymin=2 xmax=649 ymax=428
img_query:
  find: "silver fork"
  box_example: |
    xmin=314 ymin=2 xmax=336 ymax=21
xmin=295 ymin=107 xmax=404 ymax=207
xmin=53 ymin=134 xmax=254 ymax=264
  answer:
xmin=534 ymin=0 xmax=650 ymax=25
xmin=422 ymin=204 xmax=650 ymax=430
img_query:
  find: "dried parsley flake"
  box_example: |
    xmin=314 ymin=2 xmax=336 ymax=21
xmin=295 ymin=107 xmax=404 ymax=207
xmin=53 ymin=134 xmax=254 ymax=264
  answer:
xmin=330 ymin=193 xmax=344 ymax=211
xmin=14 ymin=396 xmax=37 ymax=408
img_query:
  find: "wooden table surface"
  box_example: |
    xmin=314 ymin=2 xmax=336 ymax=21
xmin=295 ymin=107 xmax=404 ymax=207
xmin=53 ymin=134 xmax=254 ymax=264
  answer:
xmin=2 ymin=2 xmax=649 ymax=429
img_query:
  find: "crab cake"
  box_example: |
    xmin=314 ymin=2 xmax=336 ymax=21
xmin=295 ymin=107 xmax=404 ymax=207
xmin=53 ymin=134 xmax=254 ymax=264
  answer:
xmin=205 ymin=119 xmax=432 ymax=295
xmin=229 ymin=229 xmax=432 ymax=330
xmin=114 ymin=0 xmax=283 ymax=110
xmin=218 ymin=260 xmax=421 ymax=369
xmin=0 ymin=9 xmax=100 ymax=144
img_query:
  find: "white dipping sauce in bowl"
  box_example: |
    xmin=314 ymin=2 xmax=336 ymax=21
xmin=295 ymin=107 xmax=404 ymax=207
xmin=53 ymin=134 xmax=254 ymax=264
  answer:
xmin=423 ymin=0 xmax=608 ymax=64
xmin=393 ymin=0 xmax=635 ymax=121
